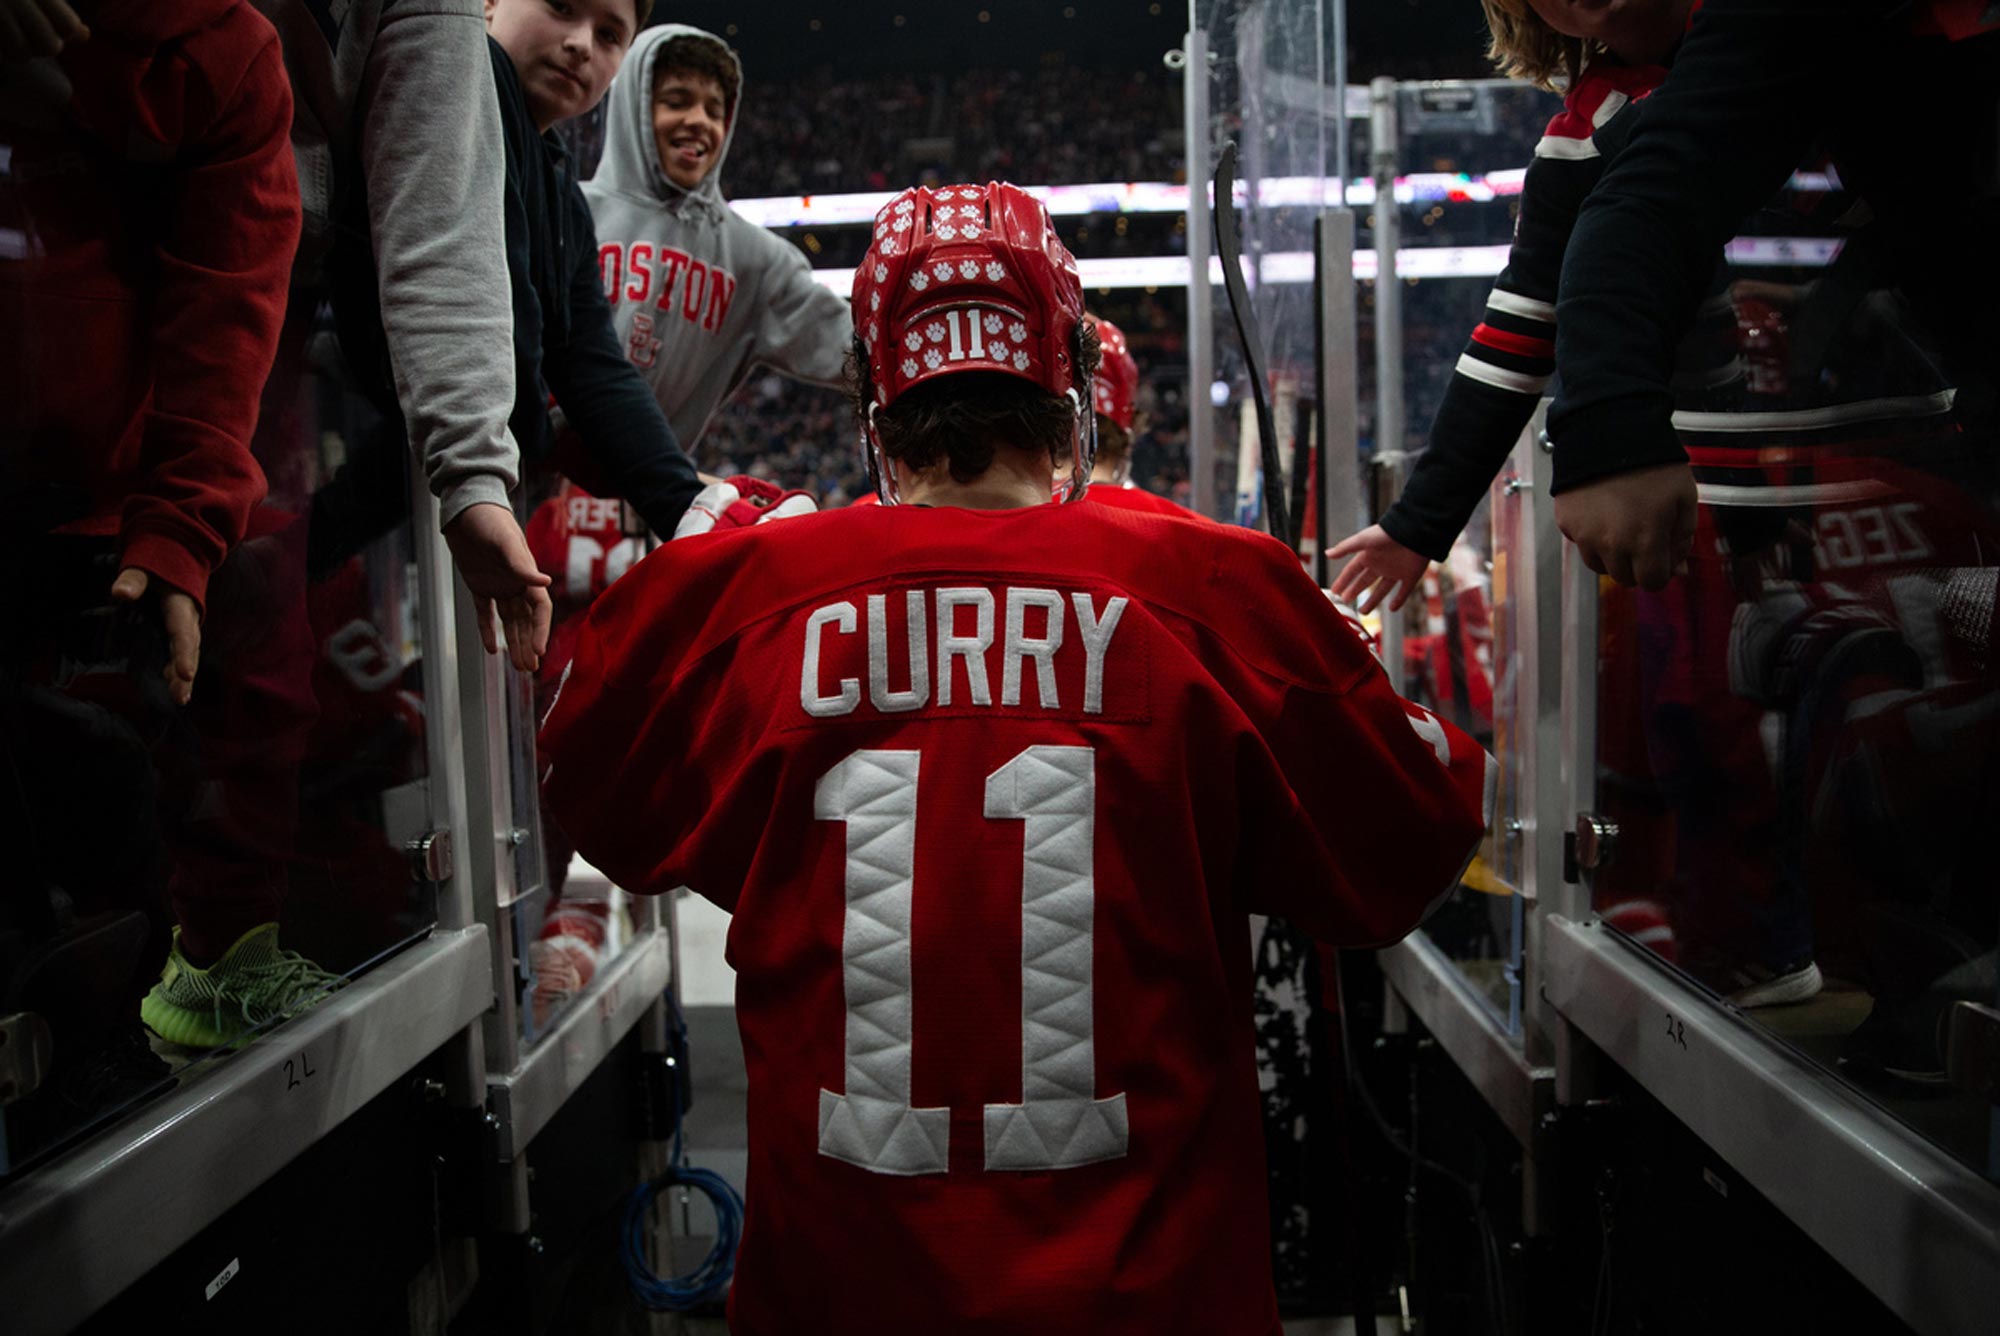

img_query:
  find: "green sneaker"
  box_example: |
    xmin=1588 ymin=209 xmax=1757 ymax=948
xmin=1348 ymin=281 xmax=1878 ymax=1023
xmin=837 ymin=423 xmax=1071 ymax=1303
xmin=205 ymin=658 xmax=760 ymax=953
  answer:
xmin=140 ymin=924 xmax=344 ymax=1049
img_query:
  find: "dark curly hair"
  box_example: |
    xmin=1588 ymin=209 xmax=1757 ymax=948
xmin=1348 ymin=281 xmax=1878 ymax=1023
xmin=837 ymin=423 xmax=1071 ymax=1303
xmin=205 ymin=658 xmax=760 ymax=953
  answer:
xmin=653 ymin=33 xmax=741 ymax=123
xmin=847 ymin=321 xmax=1102 ymax=487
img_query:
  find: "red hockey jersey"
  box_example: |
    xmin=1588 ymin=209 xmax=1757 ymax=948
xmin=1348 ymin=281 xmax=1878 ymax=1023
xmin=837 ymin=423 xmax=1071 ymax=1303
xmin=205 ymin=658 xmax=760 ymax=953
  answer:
xmin=540 ymin=501 xmax=1492 ymax=1335
xmin=1084 ymin=480 xmax=1209 ymax=520
xmin=525 ymin=483 xmax=650 ymax=686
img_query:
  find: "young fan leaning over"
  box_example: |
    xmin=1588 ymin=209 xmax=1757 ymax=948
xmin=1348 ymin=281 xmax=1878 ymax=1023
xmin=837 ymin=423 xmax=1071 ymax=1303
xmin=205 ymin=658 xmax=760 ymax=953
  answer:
xmin=481 ymin=0 xmax=705 ymax=548
xmin=1328 ymin=0 xmax=1693 ymax=611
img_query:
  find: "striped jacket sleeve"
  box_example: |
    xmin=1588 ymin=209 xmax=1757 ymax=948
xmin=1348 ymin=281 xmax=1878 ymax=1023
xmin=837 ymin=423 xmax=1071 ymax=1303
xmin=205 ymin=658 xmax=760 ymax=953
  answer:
xmin=1378 ymin=65 xmax=1663 ymax=561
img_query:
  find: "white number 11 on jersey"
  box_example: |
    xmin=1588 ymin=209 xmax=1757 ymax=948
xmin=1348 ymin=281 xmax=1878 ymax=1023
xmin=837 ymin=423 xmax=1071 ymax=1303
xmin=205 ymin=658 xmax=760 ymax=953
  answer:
xmin=813 ymin=746 xmax=1131 ymax=1176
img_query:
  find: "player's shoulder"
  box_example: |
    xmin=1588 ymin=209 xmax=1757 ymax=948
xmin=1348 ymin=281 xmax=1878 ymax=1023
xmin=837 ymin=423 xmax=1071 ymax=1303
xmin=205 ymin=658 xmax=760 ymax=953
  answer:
xmin=572 ymin=505 xmax=836 ymax=684
xmin=1066 ymin=505 xmax=1372 ymax=688
xmin=1536 ymin=60 xmax=1667 ymax=160
xmin=1084 ymin=482 xmax=1209 ymax=520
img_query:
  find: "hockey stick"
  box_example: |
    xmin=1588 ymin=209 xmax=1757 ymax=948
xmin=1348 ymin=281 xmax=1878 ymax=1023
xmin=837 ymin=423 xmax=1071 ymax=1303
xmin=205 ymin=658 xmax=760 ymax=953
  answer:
xmin=1212 ymin=143 xmax=1292 ymax=550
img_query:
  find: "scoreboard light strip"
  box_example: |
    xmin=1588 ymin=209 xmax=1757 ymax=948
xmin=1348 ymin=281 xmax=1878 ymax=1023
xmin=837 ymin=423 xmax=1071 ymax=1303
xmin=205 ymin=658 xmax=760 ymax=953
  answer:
xmin=807 ymin=237 xmax=1839 ymax=294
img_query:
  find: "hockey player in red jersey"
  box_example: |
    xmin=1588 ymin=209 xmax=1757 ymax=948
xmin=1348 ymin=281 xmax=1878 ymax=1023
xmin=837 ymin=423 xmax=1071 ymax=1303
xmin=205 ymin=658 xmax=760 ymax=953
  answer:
xmin=1079 ymin=313 xmax=1199 ymax=519
xmin=540 ymin=181 xmax=1493 ymax=1335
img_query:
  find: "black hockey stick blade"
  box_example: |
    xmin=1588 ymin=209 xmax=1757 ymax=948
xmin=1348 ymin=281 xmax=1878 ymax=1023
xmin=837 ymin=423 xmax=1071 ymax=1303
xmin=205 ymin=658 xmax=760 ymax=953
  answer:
xmin=1212 ymin=143 xmax=1291 ymax=550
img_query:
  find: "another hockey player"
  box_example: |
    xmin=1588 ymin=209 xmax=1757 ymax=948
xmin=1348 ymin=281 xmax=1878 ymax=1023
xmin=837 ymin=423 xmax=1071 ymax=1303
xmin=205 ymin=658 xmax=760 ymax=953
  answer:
xmin=1078 ymin=313 xmax=1198 ymax=519
xmin=541 ymin=182 xmax=1492 ymax=1334
xmin=584 ymin=23 xmax=851 ymax=452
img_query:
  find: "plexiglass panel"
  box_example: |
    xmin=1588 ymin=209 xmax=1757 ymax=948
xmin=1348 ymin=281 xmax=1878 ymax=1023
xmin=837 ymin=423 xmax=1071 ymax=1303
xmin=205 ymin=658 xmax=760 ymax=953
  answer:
xmin=1591 ymin=167 xmax=1999 ymax=1179
xmin=1 ymin=306 xmax=442 ymax=1176
xmin=1194 ymin=0 xmax=1351 ymax=533
xmin=1382 ymin=83 xmax=1559 ymax=1033
xmin=1411 ymin=447 xmax=1525 ymax=1030
xmin=497 ymin=468 xmax=659 ymax=1048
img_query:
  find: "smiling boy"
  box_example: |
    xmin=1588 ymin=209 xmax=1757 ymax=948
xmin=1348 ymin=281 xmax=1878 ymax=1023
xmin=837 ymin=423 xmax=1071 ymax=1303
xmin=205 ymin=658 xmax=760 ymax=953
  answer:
xmin=584 ymin=24 xmax=851 ymax=451
xmin=480 ymin=0 xmax=704 ymax=539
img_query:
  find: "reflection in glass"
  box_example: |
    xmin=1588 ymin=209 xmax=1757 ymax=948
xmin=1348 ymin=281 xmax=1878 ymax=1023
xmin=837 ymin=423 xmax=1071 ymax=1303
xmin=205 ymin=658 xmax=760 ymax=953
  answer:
xmin=1592 ymin=175 xmax=1998 ymax=1179
xmin=3 ymin=312 xmax=440 ymax=1173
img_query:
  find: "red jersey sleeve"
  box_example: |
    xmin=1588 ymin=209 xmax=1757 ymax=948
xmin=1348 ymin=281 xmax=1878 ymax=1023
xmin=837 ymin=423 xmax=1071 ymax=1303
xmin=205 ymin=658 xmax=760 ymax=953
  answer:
xmin=537 ymin=534 xmax=737 ymax=903
xmin=1162 ymin=532 xmax=1494 ymax=944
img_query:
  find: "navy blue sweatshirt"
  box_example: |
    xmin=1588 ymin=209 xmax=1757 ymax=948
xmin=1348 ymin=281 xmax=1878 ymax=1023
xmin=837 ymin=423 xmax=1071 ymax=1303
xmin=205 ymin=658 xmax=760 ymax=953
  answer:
xmin=488 ymin=37 xmax=701 ymax=535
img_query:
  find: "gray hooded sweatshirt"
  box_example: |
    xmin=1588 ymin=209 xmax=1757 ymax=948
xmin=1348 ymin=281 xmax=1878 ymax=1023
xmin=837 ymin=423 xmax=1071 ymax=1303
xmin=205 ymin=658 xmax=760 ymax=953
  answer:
xmin=582 ymin=25 xmax=850 ymax=448
xmin=253 ymin=0 xmax=518 ymax=524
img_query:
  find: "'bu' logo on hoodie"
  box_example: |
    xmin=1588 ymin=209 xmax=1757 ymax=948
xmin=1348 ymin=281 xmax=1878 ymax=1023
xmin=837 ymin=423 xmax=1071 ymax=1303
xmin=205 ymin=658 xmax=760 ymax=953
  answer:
xmin=600 ymin=243 xmax=739 ymax=358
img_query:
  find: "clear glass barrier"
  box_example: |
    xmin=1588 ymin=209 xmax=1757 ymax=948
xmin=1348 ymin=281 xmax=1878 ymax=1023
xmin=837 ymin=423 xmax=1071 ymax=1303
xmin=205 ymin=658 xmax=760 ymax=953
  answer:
xmin=2 ymin=307 xmax=442 ymax=1176
xmin=1591 ymin=168 xmax=1999 ymax=1179
xmin=1383 ymin=83 xmax=1558 ymax=1032
xmin=1195 ymin=0 xmax=1340 ymax=530
xmin=502 ymin=466 xmax=655 ymax=1046
xmin=1411 ymin=451 xmax=1524 ymax=1030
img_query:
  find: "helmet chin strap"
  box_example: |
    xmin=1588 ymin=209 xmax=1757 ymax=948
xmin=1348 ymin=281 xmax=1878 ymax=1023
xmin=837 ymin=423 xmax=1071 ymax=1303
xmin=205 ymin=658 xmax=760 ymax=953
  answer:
xmin=1057 ymin=387 xmax=1097 ymax=503
xmin=862 ymin=400 xmax=905 ymax=505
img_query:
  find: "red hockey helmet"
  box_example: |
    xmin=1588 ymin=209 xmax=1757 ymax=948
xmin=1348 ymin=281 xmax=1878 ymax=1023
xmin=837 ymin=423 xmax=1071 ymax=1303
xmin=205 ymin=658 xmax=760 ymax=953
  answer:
xmin=849 ymin=182 xmax=1092 ymax=502
xmin=1087 ymin=314 xmax=1138 ymax=433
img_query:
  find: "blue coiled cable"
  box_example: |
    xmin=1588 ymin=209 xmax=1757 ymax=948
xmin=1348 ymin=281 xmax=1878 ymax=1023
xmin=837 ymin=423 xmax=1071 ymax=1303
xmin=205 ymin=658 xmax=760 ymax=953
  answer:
xmin=620 ymin=990 xmax=745 ymax=1311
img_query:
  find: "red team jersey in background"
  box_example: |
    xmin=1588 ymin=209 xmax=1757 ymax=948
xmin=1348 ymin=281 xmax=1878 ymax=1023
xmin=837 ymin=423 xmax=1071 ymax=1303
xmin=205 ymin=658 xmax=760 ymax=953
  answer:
xmin=541 ymin=501 xmax=1491 ymax=1334
xmin=525 ymin=484 xmax=650 ymax=688
xmin=1084 ymin=480 xmax=1208 ymax=520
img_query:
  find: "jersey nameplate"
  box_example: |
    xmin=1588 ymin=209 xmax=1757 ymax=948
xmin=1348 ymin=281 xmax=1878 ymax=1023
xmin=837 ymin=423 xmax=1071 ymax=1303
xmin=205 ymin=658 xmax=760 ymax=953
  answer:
xmin=798 ymin=585 xmax=1137 ymax=723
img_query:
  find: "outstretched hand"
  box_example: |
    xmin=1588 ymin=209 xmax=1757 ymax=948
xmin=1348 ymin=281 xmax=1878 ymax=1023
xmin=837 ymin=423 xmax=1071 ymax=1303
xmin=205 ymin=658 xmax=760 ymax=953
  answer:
xmin=110 ymin=568 xmax=198 ymax=706
xmin=443 ymin=502 xmax=553 ymax=673
xmin=1552 ymin=462 xmax=1697 ymax=591
xmin=0 ymin=0 xmax=86 ymax=62
xmin=1326 ymin=524 xmax=1429 ymax=614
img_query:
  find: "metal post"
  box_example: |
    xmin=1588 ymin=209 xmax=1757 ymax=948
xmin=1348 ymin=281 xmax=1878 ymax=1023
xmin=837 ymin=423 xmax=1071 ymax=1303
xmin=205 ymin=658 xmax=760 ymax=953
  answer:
xmin=1369 ymin=75 xmax=1406 ymax=690
xmin=1330 ymin=0 xmax=1349 ymax=200
xmin=1369 ymin=75 xmax=1404 ymax=486
xmin=1235 ymin=9 xmax=1270 ymax=529
xmin=413 ymin=469 xmax=472 ymax=934
xmin=1314 ymin=0 xmax=1359 ymax=579
xmin=1316 ymin=210 xmax=1361 ymax=570
xmin=1184 ymin=23 xmax=1215 ymax=520
xmin=408 ymin=453 xmax=493 ymax=1144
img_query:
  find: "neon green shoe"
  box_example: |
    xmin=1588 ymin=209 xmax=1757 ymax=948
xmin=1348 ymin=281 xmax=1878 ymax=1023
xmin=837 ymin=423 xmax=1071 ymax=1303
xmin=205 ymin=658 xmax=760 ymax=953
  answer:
xmin=140 ymin=924 xmax=343 ymax=1049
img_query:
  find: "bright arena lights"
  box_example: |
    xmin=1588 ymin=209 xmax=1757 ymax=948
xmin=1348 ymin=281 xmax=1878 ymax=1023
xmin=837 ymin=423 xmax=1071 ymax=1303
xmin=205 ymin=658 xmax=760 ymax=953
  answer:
xmin=809 ymin=236 xmax=1842 ymax=294
xmin=761 ymin=173 xmax=1844 ymax=292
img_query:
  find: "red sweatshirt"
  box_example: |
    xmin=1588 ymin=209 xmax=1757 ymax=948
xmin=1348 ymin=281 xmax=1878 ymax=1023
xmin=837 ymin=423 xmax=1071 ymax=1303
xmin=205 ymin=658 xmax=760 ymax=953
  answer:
xmin=0 ymin=0 xmax=299 ymax=611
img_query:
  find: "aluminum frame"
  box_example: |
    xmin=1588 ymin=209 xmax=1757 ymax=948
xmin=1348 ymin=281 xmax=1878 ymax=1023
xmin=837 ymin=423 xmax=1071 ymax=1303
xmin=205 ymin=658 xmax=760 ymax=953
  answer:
xmin=451 ymin=578 xmax=679 ymax=1235
xmin=1378 ymin=427 xmax=1562 ymax=1234
xmin=485 ymin=929 xmax=673 ymax=1161
xmin=1513 ymin=417 xmax=1567 ymax=1067
xmin=1183 ymin=21 xmax=1216 ymax=519
xmin=1377 ymin=932 xmax=1553 ymax=1150
xmin=1316 ymin=208 xmax=1363 ymax=552
xmin=413 ymin=482 xmax=473 ymax=935
xmin=1543 ymin=914 xmax=2000 ymax=1336
xmin=0 ymin=927 xmax=493 ymax=1336
xmin=456 ymin=594 xmax=529 ymax=1069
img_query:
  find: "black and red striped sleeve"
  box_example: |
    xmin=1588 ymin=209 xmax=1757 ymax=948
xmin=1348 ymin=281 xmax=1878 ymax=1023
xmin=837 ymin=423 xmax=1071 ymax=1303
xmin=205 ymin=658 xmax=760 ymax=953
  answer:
xmin=1379 ymin=67 xmax=1661 ymax=561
